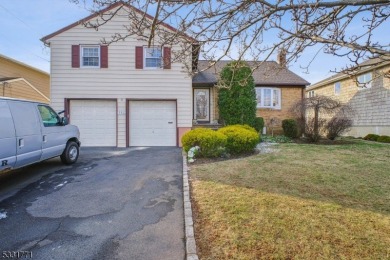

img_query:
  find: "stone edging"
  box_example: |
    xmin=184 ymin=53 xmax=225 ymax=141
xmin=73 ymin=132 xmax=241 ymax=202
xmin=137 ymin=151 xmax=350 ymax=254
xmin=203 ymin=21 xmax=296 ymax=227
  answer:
xmin=182 ymin=155 xmax=199 ymax=260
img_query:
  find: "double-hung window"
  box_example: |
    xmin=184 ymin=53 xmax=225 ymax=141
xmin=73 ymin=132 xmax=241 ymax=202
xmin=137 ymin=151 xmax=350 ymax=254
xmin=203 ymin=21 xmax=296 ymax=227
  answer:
xmin=144 ymin=47 xmax=162 ymax=69
xmin=81 ymin=46 xmax=100 ymax=67
xmin=334 ymin=82 xmax=341 ymax=95
xmin=308 ymin=90 xmax=315 ymax=98
xmin=357 ymin=72 xmax=372 ymax=89
xmin=256 ymin=87 xmax=281 ymax=109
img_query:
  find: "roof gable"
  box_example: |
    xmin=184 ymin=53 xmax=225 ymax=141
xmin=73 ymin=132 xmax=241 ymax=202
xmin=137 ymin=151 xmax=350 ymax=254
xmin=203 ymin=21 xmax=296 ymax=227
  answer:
xmin=41 ymin=2 xmax=196 ymax=43
xmin=308 ymin=57 xmax=390 ymax=90
xmin=0 ymin=54 xmax=49 ymax=76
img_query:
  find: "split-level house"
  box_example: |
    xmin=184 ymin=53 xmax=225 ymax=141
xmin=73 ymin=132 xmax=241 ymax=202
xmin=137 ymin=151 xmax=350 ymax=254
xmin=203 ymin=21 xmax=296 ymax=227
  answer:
xmin=0 ymin=54 xmax=50 ymax=103
xmin=41 ymin=2 xmax=309 ymax=147
xmin=306 ymin=58 xmax=390 ymax=137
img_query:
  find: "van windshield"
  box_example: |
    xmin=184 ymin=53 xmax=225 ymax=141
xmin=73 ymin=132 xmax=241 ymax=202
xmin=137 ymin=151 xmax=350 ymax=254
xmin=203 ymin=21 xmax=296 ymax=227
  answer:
xmin=38 ymin=105 xmax=60 ymax=127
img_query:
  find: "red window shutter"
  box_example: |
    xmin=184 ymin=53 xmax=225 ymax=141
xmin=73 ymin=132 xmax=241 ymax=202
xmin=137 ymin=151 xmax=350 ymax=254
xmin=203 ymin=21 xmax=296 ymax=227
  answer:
xmin=163 ymin=47 xmax=171 ymax=69
xmin=135 ymin=46 xmax=143 ymax=69
xmin=71 ymin=45 xmax=80 ymax=68
xmin=100 ymin=45 xmax=108 ymax=68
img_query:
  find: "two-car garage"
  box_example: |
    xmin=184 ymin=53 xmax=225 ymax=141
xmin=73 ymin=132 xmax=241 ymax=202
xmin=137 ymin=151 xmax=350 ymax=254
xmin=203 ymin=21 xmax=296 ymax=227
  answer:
xmin=69 ymin=99 xmax=177 ymax=147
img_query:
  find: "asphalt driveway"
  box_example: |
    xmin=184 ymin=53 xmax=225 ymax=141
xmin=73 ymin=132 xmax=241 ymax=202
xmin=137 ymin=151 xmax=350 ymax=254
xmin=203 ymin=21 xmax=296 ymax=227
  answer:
xmin=0 ymin=147 xmax=185 ymax=260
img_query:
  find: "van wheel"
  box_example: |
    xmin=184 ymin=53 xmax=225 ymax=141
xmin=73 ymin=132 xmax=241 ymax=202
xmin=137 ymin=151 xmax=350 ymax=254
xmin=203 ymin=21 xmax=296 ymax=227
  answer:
xmin=61 ymin=141 xmax=79 ymax=165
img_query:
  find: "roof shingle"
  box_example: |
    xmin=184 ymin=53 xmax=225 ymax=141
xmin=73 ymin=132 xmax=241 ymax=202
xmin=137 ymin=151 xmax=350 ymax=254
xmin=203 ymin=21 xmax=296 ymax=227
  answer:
xmin=193 ymin=60 xmax=310 ymax=86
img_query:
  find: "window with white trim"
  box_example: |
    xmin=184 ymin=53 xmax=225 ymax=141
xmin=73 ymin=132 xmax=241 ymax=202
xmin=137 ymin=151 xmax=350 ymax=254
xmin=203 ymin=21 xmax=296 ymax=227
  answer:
xmin=308 ymin=90 xmax=315 ymax=98
xmin=334 ymin=82 xmax=341 ymax=95
xmin=256 ymin=87 xmax=281 ymax=109
xmin=357 ymin=72 xmax=372 ymax=89
xmin=81 ymin=46 xmax=100 ymax=67
xmin=144 ymin=47 xmax=162 ymax=68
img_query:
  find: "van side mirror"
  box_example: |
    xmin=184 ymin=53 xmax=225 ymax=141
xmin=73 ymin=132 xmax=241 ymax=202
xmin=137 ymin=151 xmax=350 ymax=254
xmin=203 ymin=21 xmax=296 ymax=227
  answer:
xmin=61 ymin=117 xmax=69 ymax=126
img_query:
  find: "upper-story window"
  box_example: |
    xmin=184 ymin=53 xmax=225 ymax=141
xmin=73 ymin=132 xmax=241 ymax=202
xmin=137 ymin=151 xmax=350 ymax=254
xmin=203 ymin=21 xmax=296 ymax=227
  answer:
xmin=135 ymin=46 xmax=171 ymax=70
xmin=81 ymin=46 xmax=100 ymax=67
xmin=256 ymin=87 xmax=281 ymax=109
xmin=357 ymin=72 xmax=372 ymax=89
xmin=334 ymin=82 xmax=341 ymax=95
xmin=308 ymin=90 xmax=315 ymax=98
xmin=144 ymin=47 xmax=162 ymax=69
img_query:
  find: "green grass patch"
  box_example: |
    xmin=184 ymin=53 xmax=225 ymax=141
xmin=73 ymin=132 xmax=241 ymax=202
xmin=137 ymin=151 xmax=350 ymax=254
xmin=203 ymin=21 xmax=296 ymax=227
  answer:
xmin=190 ymin=140 xmax=390 ymax=259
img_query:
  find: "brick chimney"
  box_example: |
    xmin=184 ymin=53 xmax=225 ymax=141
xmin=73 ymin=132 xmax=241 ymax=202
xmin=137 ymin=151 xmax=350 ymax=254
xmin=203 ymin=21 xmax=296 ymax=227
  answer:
xmin=277 ymin=49 xmax=287 ymax=68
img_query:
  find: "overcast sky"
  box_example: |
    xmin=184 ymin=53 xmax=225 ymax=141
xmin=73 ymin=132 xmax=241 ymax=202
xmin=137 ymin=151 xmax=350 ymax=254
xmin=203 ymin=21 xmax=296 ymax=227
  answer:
xmin=0 ymin=0 xmax=387 ymax=84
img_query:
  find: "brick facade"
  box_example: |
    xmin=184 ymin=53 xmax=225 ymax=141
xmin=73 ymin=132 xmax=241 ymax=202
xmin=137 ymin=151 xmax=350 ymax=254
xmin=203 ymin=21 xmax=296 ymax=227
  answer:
xmin=257 ymin=87 xmax=303 ymax=134
xmin=212 ymin=86 xmax=304 ymax=134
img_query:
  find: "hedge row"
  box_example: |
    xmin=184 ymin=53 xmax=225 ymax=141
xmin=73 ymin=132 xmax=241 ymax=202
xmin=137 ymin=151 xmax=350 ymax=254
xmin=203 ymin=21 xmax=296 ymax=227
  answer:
xmin=363 ymin=134 xmax=390 ymax=143
xmin=182 ymin=125 xmax=260 ymax=157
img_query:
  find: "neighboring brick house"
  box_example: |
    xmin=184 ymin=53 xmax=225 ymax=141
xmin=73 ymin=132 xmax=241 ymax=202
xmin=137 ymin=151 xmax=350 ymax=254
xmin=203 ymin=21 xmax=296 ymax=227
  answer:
xmin=306 ymin=58 xmax=390 ymax=137
xmin=193 ymin=60 xmax=309 ymax=134
xmin=0 ymin=54 xmax=50 ymax=103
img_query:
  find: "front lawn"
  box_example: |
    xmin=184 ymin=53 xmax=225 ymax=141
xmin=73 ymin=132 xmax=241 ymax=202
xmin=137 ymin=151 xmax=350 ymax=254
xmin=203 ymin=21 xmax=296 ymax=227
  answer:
xmin=190 ymin=140 xmax=390 ymax=259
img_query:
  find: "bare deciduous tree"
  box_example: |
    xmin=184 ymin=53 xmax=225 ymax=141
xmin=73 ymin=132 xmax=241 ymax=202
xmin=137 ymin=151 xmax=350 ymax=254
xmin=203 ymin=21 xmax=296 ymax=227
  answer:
xmin=70 ymin=0 xmax=390 ymax=74
xmin=290 ymin=95 xmax=354 ymax=142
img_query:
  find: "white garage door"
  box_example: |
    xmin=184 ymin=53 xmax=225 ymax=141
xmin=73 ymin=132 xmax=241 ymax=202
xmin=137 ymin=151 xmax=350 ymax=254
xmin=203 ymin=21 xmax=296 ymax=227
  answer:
xmin=129 ymin=101 xmax=176 ymax=146
xmin=70 ymin=100 xmax=116 ymax=146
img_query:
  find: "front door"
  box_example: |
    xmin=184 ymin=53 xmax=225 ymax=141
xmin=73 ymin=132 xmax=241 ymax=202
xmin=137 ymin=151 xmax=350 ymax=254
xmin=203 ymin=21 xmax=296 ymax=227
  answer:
xmin=193 ymin=88 xmax=210 ymax=123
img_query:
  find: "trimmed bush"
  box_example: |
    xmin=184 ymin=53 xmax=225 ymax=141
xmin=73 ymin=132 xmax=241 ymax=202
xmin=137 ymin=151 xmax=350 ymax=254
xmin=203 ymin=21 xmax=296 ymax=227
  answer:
xmin=234 ymin=124 xmax=258 ymax=133
xmin=253 ymin=117 xmax=264 ymax=133
xmin=218 ymin=125 xmax=260 ymax=154
xmin=282 ymin=119 xmax=298 ymax=138
xmin=326 ymin=117 xmax=353 ymax=140
xmin=377 ymin=135 xmax=390 ymax=143
xmin=181 ymin=128 xmax=227 ymax=157
xmin=363 ymin=134 xmax=380 ymax=141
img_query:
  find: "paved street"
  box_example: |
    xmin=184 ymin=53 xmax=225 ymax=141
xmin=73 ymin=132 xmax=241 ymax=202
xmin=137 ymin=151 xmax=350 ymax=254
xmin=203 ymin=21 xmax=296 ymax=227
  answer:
xmin=0 ymin=147 xmax=185 ymax=260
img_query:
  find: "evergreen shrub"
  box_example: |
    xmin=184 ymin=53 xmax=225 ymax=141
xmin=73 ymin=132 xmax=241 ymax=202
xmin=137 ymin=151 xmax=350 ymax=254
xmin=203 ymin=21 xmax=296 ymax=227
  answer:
xmin=218 ymin=125 xmax=259 ymax=154
xmin=181 ymin=128 xmax=227 ymax=157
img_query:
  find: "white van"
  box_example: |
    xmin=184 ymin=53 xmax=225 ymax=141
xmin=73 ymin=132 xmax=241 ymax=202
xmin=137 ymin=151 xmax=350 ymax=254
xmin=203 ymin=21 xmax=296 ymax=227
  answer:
xmin=0 ymin=97 xmax=80 ymax=173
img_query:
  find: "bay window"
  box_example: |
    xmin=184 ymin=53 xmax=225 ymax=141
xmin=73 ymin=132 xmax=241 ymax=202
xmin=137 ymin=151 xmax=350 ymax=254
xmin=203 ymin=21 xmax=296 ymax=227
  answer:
xmin=256 ymin=87 xmax=281 ymax=109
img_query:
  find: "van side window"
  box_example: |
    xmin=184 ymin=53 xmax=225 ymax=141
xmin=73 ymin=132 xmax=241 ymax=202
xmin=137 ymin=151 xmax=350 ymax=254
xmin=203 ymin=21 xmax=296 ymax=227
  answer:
xmin=38 ymin=105 xmax=60 ymax=127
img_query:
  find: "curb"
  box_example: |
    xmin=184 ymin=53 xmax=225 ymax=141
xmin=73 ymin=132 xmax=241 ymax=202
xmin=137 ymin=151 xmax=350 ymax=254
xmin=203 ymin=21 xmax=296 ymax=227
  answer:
xmin=182 ymin=155 xmax=199 ymax=260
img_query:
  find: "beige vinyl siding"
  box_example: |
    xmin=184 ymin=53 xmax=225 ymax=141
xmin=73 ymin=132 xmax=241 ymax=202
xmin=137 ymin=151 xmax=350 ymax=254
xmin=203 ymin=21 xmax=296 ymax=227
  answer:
xmin=1 ymin=79 xmax=49 ymax=103
xmin=47 ymin=6 xmax=192 ymax=147
xmin=0 ymin=56 xmax=50 ymax=97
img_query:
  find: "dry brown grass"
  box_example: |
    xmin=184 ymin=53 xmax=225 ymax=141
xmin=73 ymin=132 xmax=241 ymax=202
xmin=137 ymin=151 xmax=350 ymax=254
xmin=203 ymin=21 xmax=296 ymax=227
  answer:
xmin=190 ymin=140 xmax=390 ymax=259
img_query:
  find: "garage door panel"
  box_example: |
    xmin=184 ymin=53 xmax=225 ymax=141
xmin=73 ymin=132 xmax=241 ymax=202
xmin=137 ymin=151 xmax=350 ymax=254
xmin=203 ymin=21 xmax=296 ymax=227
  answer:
xmin=129 ymin=101 xmax=176 ymax=146
xmin=70 ymin=100 xmax=116 ymax=147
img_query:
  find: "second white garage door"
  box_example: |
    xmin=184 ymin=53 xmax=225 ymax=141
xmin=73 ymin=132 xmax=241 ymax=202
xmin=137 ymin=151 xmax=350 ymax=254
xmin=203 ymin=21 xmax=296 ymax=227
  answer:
xmin=70 ymin=100 xmax=117 ymax=146
xmin=129 ymin=101 xmax=176 ymax=146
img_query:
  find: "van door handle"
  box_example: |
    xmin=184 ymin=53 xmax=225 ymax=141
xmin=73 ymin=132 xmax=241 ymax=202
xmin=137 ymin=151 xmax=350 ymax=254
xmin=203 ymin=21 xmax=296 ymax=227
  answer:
xmin=168 ymin=122 xmax=173 ymax=124
xmin=19 ymin=138 xmax=24 ymax=148
xmin=43 ymin=135 xmax=47 ymax=143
